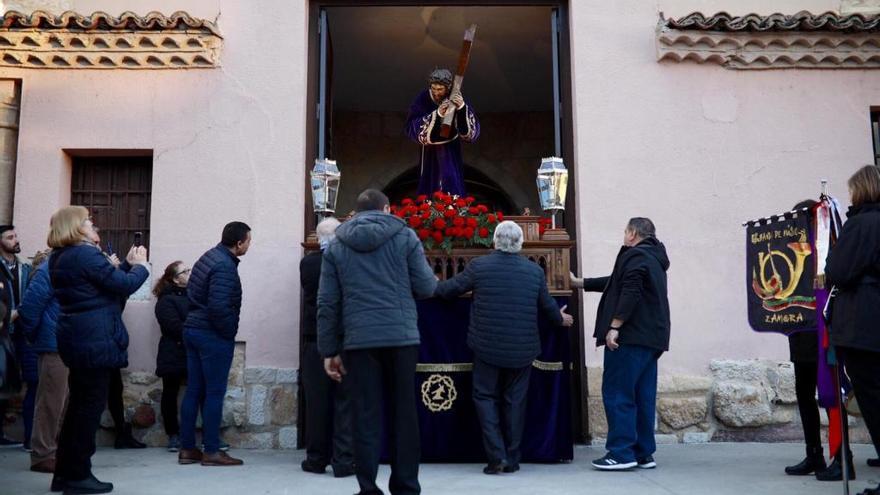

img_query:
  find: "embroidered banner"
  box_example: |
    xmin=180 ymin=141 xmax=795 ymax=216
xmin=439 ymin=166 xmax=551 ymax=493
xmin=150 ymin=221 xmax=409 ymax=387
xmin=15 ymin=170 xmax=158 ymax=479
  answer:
xmin=746 ymin=211 xmax=817 ymax=334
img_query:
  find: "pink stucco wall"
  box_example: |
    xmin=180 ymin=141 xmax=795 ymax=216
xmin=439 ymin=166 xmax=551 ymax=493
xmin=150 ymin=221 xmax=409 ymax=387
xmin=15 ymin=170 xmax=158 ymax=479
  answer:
xmin=4 ymin=0 xmax=879 ymax=378
xmin=571 ymin=0 xmax=879 ymax=375
xmin=6 ymin=0 xmax=308 ymax=370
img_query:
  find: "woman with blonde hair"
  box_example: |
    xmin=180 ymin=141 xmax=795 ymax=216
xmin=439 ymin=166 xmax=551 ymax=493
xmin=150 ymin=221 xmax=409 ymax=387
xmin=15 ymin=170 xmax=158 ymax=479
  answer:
xmin=46 ymin=206 xmax=149 ymax=495
xmin=826 ymin=165 xmax=880 ymax=495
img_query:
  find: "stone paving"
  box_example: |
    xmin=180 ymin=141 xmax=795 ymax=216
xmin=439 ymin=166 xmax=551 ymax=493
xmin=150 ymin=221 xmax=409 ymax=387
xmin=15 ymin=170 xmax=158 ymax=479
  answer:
xmin=2 ymin=443 xmax=879 ymax=494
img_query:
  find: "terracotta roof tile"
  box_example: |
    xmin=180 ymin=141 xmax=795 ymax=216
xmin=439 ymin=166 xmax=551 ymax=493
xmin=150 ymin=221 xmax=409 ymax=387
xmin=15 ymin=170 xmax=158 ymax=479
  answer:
xmin=0 ymin=10 xmax=220 ymax=37
xmin=663 ymin=11 xmax=880 ymax=33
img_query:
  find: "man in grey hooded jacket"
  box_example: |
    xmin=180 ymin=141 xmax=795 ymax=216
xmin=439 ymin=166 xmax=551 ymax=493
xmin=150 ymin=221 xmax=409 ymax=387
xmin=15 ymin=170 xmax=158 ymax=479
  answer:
xmin=317 ymin=189 xmax=437 ymax=495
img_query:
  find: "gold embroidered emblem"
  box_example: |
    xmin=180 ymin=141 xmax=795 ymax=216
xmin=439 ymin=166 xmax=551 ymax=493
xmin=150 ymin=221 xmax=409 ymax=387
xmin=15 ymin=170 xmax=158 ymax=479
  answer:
xmin=420 ymin=374 xmax=457 ymax=412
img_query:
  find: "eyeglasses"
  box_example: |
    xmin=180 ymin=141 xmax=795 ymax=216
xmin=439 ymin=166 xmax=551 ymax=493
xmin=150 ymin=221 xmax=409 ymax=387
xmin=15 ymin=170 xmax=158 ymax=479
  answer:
xmin=174 ymin=268 xmax=191 ymax=277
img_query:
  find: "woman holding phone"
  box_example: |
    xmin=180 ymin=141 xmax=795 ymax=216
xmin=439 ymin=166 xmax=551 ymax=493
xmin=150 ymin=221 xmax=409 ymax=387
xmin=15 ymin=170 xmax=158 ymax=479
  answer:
xmin=47 ymin=206 xmax=149 ymax=495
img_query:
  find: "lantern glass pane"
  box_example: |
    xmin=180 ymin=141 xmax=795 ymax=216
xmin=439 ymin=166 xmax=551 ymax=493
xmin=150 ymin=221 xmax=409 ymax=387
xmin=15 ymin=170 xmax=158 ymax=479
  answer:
xmin=311 ymin=159 xmax=341 ymax=213
xmin=536 ymin=157 xmax=568 ymax=211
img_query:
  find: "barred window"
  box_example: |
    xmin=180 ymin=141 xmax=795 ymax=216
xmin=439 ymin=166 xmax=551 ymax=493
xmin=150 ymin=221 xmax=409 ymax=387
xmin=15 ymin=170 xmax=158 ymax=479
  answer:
xmin=70 ymin=155 xmax=152 ymax=255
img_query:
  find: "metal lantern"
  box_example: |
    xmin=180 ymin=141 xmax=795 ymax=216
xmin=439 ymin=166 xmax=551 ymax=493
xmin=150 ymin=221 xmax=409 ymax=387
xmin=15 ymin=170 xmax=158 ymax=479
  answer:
xmin=310 ymin=158 xmax=341 ymax=214
xmin=536 ymin=156 xmax=568 ymax=229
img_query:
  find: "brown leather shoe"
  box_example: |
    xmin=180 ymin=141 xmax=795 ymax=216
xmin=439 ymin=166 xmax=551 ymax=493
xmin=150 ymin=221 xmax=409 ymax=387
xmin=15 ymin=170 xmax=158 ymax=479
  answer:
xmin=178 ymin=448 xmax=204 ymax=465
xmin=30 ymin=458 xmax=55 ymax=473
xmin=201 ymin=451 xmax=244 ymax=466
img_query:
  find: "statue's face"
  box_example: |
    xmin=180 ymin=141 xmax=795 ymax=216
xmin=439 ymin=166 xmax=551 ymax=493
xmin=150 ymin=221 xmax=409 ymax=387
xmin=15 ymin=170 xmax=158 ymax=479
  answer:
xmin=429 ymin=83 xmax=448 ymax=102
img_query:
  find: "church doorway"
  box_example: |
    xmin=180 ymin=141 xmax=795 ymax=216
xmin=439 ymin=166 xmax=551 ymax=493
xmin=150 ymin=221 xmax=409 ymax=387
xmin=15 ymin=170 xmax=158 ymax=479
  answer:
xmin=303 ymin=1 xmax=587 ymax=445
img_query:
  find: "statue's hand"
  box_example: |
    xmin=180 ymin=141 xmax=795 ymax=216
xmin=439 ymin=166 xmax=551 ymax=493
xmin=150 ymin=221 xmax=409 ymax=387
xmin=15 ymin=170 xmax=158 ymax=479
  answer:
xmin=451 ymin=92 xmax=464 ymax=110
xmin=438 ymin=100 xmax=453 ymax=117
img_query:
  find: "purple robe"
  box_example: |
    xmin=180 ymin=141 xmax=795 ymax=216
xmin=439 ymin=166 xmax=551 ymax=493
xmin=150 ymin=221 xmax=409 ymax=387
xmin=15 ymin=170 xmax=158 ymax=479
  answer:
xmin=405 ymin=89 xmax=480 ymax=196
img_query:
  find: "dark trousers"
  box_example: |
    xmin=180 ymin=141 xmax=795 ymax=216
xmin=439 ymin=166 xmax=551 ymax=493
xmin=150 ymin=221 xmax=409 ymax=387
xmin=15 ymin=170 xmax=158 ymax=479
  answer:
xmin=15 ymin=334 xmax=38 ymax=446
xmin=107 ymin=368 xmax=125 ymax=433
xmin=302 ymin=341 xmax=353 ymax=470
xmin=22 ymin=379 xmax=37 ymax=445
xmin=161 ymin=375 xmax=184 ymax=436
xmin=602 ymin=344 xmax=660 ymax=463
xmin=472 ymin=358 xmax=531 ymax=466
xmin=841 ymin=347 xmax=880 ymax=455
xmin=0 ymin=400 xmax=6 ymax=437
xmin=180 ymin=328 xmax=233 ymax=454
xmin=55 ymin=367 xmax=111 ymax=482
xmin=347 ymin=346 xmax=420 ymax=495
xmin=793 ymin=361 xmax=822 ymax=449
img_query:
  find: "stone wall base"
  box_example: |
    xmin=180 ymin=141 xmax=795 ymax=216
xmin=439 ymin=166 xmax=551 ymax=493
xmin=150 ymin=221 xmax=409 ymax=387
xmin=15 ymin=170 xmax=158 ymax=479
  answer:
xmin=587 ymin=359 xmax=872 ymax=445
xmin=3 ymin=355 xmax=872 ymax=449
xmin=100 ymin=343 xmax=300 ymax=449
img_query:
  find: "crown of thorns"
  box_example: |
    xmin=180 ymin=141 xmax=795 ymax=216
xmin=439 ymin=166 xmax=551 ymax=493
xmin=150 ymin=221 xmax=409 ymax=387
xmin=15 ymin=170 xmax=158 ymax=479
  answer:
xmin=428 ymin=68 xmax=453 ymax=87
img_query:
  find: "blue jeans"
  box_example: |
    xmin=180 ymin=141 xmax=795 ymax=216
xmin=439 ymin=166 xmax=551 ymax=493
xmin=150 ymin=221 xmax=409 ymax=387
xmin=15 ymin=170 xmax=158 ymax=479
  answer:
xmin=180 ymin=328 xmax=233 ymax=454
xmin=602 ymin=344 xmax=661 ymax=463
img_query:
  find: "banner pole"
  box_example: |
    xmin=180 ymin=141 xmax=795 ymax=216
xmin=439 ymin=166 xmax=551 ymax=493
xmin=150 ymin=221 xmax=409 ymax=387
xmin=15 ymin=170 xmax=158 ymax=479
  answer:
xmin=834 ymin=365 xmax=850 ymax=495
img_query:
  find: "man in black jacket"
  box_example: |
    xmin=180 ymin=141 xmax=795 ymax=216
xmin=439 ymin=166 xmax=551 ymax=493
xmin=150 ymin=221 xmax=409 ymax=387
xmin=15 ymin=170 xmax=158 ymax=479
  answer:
xmin=571 ymin=217 xmax=670 ymax=471
xmin=436 ymin=221 xmax=573 ymax=475
xmin=300 ymin=217 xmax=353 ymax=477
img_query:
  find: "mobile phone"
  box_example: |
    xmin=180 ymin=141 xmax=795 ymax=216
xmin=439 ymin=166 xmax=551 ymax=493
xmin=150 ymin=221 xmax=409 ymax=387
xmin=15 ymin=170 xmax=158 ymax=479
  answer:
xmin=133 ymin=232 xmax=143 ymax=248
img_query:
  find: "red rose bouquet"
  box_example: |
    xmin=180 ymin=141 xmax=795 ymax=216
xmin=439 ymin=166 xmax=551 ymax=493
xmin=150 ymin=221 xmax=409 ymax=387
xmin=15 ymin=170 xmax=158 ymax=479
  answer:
xmin=390 ymin=192 xmax=503 ymax=253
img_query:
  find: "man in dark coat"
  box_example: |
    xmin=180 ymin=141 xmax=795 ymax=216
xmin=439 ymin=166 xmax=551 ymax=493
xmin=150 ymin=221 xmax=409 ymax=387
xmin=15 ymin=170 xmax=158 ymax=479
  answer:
xmin=178 ymin=221 xmax=251 ymax=467
xmin=0 ymin=224 xmax=34 ymax=448
xmin=572 ymin=217 xmax=670 ymax=471
xmin=318 ymin=189 xmax=437 ymax=495
xmin=435 ymin=220 xmax=573 ymax=474
xmin=300 ymin=217 xmax=353 ymax=477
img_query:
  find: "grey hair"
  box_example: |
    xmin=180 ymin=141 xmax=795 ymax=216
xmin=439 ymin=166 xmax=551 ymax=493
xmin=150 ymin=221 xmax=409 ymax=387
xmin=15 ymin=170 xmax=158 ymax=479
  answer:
xmin=428 ymin=68 xmax=453 ymax=88
xmin=316 ymin=217 xmax=341 ymax=244
xmin=493 ymin=221 xmax=523 ymax=253
xmin=626 ymin=217 xmax=656 ymax=239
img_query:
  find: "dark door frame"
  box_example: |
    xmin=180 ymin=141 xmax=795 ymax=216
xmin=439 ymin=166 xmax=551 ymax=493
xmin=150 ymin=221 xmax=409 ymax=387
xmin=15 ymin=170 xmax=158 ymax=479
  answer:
xmin=302 ymin=0 xmax=590 ymax=445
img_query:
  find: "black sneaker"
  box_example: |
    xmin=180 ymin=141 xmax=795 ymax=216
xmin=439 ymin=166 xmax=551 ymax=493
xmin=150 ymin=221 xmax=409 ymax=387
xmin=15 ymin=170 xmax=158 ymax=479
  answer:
xmin=332 ymin=464 xmax=355 ymax=478
xmin=483 ymin=461 xmax=507 ymax=475
xmin=857 ymin=484 xmax=880 ymax=495
xmin=301 ymin=459 xmax=327 ymax=474
xmin=592 ymin=454 xmax=637 ymax=471
xmin=166 ymin=435 xmax=181 ymax=453
xmin=62 ymin=474 xmax=113 ymax=494
xmin=50 ymin=475 xmax=65 ymax=492
xmin=637 ymin=456 xmax=657 ymax=469
xmin=502 ymin=463 xmax=520 ymax=473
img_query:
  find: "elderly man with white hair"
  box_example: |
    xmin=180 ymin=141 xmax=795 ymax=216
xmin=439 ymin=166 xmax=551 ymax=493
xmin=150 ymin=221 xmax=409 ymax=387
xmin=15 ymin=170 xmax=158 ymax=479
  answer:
xmin=299 ymin=217 xmax=354 ymax=477
xmin=435 ymin=220 xmax=573 ymax=475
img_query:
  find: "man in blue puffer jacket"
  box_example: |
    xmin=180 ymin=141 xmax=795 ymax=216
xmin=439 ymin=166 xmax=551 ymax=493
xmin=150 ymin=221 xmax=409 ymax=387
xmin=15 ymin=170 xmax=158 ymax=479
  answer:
xmin=18 ymin=252 xmax=65 ymax=473
xmin=435 ymin=220 xmax=573 ymax=475
xmin=178 ymin=221 xmax=251 ymax=467
xmin=318 ymin=189 xmax=437 ymax=495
